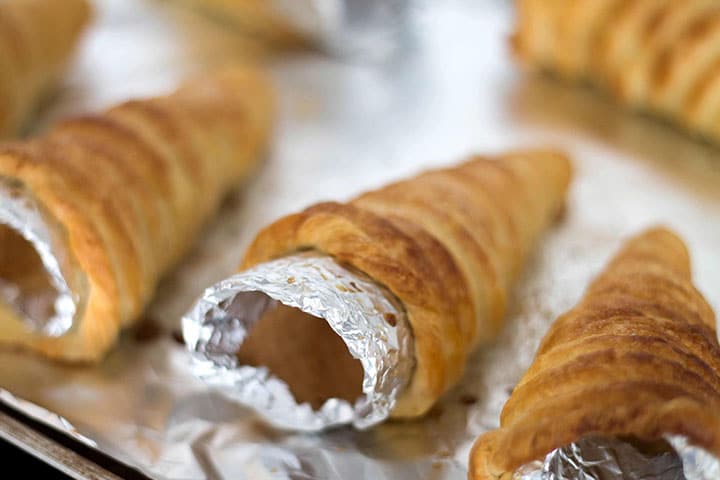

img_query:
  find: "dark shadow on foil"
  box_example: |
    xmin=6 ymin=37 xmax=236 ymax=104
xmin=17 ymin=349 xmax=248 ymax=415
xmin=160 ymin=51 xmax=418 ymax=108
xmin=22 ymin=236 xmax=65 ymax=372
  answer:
xmin=356 ymin=393 xmax=475 ymax=462
xmin=510 ymin=75 xmax=720 ymax=205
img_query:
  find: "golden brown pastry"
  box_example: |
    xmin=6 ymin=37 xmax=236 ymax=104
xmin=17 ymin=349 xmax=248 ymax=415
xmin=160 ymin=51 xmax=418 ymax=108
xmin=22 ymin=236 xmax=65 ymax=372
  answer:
xmin=513 ymin=0 xmax=720 ymax=141
xmin=242 ymin=150 xmax=572 ymax=418
xmin=0 ymin=66 xmax=275 ymax=361
xmin=0 ymin=0 xmax=91 ymax=137
xmin=469 ymin=227 xmax=720 ymax=479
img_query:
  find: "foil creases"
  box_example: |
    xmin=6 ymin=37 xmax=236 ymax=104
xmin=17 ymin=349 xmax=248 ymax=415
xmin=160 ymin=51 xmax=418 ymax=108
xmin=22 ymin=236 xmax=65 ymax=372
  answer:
xmin=0 ymin=177 xmax=82 ymax=337
xmin=514 ymin=435 xmax=720 ymax=480
xmin=182 ymin=252 xmax=413 ymax=431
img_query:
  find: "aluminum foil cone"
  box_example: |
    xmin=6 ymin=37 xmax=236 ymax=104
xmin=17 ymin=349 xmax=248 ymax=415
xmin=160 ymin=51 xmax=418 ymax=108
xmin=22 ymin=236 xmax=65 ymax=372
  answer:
xmin=515 ymin=435 xmax=720 ymax=480
xmin=0 ymin=177 xmax=85 ymax=337
xmin=182 ymin=252 xmax=413 ymax=431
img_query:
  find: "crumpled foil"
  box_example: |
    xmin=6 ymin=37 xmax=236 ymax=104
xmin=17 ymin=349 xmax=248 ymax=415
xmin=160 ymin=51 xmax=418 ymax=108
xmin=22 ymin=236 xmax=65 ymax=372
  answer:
xmin=0 ymin=177 xmax=83 ymax=337
xmin=182 ymin=252 xmax=412 ymax=431
xmin=0 ymin=0 xmax=719 ymax=478
xmin=515 ymin=435 xmax=720 ymax=480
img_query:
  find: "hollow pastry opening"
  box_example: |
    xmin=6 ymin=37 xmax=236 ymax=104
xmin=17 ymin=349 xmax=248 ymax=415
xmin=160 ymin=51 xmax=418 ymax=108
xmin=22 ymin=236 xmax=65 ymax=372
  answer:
xmin=234 ymin=294 xmax=364 ymax=409
xmin=0 ymin=178 xmax=81 ymax=336
xmin=183 ymin=252 xmax=413 ymax=430
xmin=0 ymin=225 xmax=63 ymax=330
xmin=514 ymin=435 xmax=720 ymax=479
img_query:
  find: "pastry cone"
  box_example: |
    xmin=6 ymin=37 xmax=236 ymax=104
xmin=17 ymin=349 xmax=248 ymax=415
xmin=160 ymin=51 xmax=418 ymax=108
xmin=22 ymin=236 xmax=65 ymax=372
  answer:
xmin=0 ymin=0 xmax=91 ymax=137
xmin=469 ymin=228 xmax=720 ymax=479
xmin=0 ymin=66 xmax=274 ymax=361
xmin=513 ymin=0 xmax=720 ymax=141
xmin=242 ymin=150 xmax=571 ymax=418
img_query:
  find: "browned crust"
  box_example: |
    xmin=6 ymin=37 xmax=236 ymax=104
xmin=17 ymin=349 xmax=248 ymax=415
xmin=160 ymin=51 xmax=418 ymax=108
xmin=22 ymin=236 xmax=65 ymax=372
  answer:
xmin=512 ymin=0 xmax=720 ymax=141
xmin=0 ymin=0 xmax=91 ymax=136
xmin=242 ymin=150 xmax=572 ymax=418
xmin=469 ymin=228 xmax=720 ymax=479
xmin=0 ymin=66 xmax=275 ymax=361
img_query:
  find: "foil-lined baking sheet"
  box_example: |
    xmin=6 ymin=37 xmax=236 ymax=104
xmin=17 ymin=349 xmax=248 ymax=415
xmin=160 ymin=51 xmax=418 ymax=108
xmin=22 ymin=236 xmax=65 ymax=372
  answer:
xmin=1 ymin=0 xmax=719 ymax=478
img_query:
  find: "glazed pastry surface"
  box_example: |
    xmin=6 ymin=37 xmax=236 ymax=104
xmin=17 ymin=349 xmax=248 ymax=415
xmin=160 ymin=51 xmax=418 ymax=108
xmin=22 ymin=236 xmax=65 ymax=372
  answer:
xmin=0 ymin=0 xmax=91 ymax=136
xmin=0 ymin=66 xmax=275 ymax=361
xmin=513 ymin=0 xmax=720 ymax=141
xmin=242 ymin=150 xmax=572 ymax=418
xmin=469 ymin=227 xmax=720 ymax=479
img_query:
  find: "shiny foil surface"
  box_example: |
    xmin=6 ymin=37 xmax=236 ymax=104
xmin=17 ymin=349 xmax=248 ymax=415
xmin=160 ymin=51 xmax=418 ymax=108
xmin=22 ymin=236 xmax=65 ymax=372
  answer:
xmin=515 ymin=436 xmax=720 ymax=480
xmin=182 ymin=252 xmax=411 ymax=431
xmin=0 ymin=178 xmax=82 ymax=336
xmin=0 ymin=0 xmax=719 ymax=478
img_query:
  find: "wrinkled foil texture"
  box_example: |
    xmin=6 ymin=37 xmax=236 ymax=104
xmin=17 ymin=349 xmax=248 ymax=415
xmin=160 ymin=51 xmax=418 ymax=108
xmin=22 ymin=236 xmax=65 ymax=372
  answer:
xmin=182 ymin=252 xmax=412 ymax=431
xmin=0 ymin=0 xmax=719 ymax=478
xmin=0 ymin=178 xmax=81 ymax=337
xmin=515 ymin=435 xmax=720 ymax=480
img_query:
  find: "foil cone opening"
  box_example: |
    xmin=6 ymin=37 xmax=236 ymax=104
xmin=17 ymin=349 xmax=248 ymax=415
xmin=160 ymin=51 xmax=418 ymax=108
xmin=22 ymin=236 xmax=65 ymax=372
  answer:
xmin=514 ymin=435 xmax=720 ymax=480
xmin=0 ymin=178 xmax=84 ymax=337
xmin=182 ymin=252 xmax=413 ymax=431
